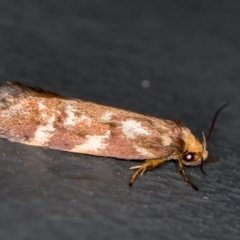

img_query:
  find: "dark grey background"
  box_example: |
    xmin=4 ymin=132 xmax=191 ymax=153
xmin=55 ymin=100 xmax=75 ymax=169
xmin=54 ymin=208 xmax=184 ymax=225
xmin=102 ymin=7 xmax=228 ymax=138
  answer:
xmin=0 ymin=0 xmax=239 ymax=239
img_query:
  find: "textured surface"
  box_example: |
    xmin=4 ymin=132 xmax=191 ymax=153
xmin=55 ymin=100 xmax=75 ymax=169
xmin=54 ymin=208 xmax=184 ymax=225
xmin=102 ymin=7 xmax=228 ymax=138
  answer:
xmin=0 ymin=1 xmax=239 ymax=240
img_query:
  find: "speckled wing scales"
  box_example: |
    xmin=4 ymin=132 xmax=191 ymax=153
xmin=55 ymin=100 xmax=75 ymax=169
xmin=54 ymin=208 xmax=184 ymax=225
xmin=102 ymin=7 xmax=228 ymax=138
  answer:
xmin=0 ymin=82 xmax=182 ymax=160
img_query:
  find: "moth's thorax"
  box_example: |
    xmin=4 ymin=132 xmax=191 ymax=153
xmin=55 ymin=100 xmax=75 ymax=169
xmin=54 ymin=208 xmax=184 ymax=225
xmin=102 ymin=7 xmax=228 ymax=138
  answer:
xmin=181 ymin=127 xmax=208 ymax=166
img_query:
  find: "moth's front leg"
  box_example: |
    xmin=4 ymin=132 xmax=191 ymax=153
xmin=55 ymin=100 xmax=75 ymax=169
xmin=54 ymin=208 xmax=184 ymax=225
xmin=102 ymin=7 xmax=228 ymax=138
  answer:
xmin=178 ymin=159 xmax=198 ymax=191
xmin=129 ymin=158 xmax=166 ymax=186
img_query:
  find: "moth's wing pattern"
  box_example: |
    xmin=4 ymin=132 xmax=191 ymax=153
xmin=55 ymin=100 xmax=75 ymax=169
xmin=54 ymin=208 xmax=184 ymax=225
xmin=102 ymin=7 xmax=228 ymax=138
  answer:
xmin=0 ymin=82 xmax=183 ymax=160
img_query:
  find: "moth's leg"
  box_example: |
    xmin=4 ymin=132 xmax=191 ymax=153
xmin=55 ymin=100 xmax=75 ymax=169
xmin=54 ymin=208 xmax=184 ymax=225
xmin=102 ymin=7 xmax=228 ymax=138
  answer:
xmin=129 ymin=158 xmax=166 ymax=186
xmin=178 ymin=160 xmax=198 ymax=191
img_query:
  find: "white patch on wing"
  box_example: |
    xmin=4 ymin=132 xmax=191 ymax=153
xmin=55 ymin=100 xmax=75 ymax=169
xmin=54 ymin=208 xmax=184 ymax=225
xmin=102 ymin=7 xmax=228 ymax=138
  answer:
xmin=41 ymin=113 xmax=47 ymax=118
xmin=72 ymin=130 xmax=110 ymax=153
xmin=64 ymin=102 xmax=78 ymax=127
xmin=161 ymin=134 xmax=172 ymax=146
xmin=134 ymin=147 xmax=154 ymax=158
xmin=64 ymin=102 xmax=92 ymax=127
xmin=10 ymin=102 xmax=23 ymax=112
xmin=101 ymin=111 xmax=113 ymax=123
xmin=38 ymin=102 xmax=48 ymax=118
xmin=5 ymin=102 xmax=24 ymax=117
xmin=38 ymin=102 xmax=46 ymax=110
xmin=30 ymin=115 xmax=56 ymax=145
xmin=121 ymin=119 xmax=150 ymax=139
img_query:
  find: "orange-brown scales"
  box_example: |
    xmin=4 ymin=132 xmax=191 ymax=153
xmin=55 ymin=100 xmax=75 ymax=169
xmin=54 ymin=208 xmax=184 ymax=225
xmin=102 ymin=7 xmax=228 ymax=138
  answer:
xmin=0 ymin=82 xmax=222 ymax=190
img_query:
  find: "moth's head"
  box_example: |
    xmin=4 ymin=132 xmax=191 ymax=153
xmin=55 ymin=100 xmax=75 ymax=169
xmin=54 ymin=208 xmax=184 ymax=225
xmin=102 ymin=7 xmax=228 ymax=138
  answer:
xmin=179 ymin=103 xmax=227 ymax=169
xmin=181 ymin=128 xmax=208 ymax=166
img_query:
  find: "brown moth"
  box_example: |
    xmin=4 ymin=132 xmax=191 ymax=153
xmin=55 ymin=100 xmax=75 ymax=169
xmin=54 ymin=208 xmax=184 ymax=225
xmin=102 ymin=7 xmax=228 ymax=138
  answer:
xmin=0 ymin=82 xmax=226 ymax=190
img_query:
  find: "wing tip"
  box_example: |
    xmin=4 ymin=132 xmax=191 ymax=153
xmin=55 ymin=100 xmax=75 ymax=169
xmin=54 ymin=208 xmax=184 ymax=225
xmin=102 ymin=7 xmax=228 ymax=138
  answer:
xmin=0 ymin=81 xmax=65 ymax=101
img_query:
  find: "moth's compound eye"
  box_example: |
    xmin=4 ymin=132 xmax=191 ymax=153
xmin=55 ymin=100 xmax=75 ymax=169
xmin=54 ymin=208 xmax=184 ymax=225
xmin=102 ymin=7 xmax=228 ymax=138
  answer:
xmin=183 ymin=152 xmax=195 ymax=162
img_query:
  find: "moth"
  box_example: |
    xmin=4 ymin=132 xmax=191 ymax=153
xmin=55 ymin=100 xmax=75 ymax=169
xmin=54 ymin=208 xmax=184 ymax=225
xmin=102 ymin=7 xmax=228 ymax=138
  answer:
xmin=0 ymin=82 xmax=226 ymax=190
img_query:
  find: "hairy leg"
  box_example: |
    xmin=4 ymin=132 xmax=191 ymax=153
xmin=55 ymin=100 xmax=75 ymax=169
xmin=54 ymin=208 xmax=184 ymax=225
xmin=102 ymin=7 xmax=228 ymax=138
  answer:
xmin=129 ymin=158 xmax=166 ymax=186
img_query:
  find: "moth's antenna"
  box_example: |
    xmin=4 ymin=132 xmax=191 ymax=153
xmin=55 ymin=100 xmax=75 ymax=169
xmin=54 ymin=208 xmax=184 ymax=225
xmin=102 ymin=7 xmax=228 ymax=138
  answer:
xmin=206 ymin=103 xmax=228 ymax=142
xmin=200 ymin=104 xmax=227 ymax=175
